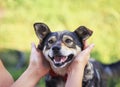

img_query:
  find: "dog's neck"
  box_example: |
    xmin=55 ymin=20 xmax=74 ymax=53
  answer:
xmin=49 ymin=69 xmax=68 ymax=81
xmin=50 ymin=64 xmax=69 ymax=76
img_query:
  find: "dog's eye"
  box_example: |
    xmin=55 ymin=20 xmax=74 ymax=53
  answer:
xmin=48 ymin=36 xmax=56 ymax=45
xmin=48 ymin=39 xmax=55 ymax=44
xmin=65 ymin=39 xmax=73 ymax=43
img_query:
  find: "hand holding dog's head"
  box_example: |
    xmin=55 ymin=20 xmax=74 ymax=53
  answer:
xmin=33 ymin=22 xmax=93 ymax=75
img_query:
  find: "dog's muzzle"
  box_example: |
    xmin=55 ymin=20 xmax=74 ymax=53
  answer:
xmin=48 ymin=46 xmax=74 ymax=67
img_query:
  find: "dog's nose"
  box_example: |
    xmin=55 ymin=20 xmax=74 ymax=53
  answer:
xmin=52 ymin=46 xmax=61 ymax=52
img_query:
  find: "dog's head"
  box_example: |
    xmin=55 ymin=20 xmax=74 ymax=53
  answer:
xmin=34 ymin=23 xmax=93 ymax=75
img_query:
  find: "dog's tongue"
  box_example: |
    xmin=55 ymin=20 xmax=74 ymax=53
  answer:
xmin=54 ymin=57 xmax=61 ymax=62
xmin=54 ymin=56 xmax=66 ymax=62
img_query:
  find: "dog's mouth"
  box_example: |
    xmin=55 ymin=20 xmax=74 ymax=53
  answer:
xmin=49 ymin=54 xmax=74 ymax=67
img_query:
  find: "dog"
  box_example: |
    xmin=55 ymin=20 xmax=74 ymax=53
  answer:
xmin=33 ymin=22 xmax=120 ymax=87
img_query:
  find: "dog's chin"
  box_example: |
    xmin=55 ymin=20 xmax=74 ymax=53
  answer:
xmin=48 ymin=54 xmax=74 ymax=68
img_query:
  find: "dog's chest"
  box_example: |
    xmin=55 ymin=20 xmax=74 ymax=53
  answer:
xmin=56 ymin=80 xmax=65 ymax=87
xmin=45 ymin=73 xmax=66 ymax=87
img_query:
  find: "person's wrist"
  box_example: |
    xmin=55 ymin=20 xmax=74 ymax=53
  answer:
xmin=27 ymin=66 xmax=42 ymax=79
xmin=27 ymin=65 xmax=49 ymax=80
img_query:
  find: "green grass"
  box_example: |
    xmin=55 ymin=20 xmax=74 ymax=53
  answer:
xmin=0 ymin=0 xmax=120 ymax=86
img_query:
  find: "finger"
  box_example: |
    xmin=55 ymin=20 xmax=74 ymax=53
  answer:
xmin=84 ymin=44 xmax=95 ymax=53
xmin=31 ymin=42 xmax=37 ymax=53
xmin=83 ymin=40 xmax=88 ymax=49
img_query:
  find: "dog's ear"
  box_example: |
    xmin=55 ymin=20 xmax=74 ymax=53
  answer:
xmin=33 ymin=23 xmax=51 ymax=41
xmin=74 ymin=26 xmax=93 ymax=40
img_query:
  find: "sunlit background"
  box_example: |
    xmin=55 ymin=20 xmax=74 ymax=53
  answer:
xmin=0 ymin=0 xmax=120 ymax=86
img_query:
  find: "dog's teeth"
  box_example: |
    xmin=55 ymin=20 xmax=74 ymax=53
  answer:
xmin=53 ymin=56 xmax=67 ymax=64
xmin=54 ymin=59 xmax=61 ymax=63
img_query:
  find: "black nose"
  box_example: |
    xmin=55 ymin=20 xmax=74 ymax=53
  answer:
xmin=52 ymin=46 xmax=61 ymax=52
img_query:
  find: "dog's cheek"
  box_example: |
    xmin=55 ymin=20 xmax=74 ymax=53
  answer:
xmin=60 ymin=46 xmax=74 ymax=56
xmin=43 ymin=47 xmax=53 ymax=64
xmin=43 ymin=47 xmax=49 ymax=60
xmin=75 ymin=45 xmax=82 ymax=54
xmin=65 ymin=45 xmax=81 ymax=57
xmin=48 ymin=49 xmax=54 ymax=58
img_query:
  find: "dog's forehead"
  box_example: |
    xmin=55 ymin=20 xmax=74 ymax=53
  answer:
xmin=57 ymin=30 xmax=71 ymax=35
xmin=48 ymin=30 xmax=75 ymax=39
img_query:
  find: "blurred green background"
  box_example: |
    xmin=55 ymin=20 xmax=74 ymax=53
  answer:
xmin=0 ymin=0 xmax=120 ymax=86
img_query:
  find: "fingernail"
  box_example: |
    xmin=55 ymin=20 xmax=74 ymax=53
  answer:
xmin=90 ymin=44 xmax=95 ymax=48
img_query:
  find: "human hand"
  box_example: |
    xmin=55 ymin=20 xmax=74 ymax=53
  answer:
xmin=65 ymin=42 xmax=94 ymax=87
xmin=28 ymin=42 xmax=50 ymax=78
xmin=67 ymin=41 xmax=94 ymax=73
xmin=11 ymin=43 xmax=50 ymax=87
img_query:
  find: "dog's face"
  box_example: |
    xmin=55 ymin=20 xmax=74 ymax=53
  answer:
xmin=41 ymin=31 xmax=82 ymax=68
xmin=34 ymin=23 xmax=93 ymax=73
